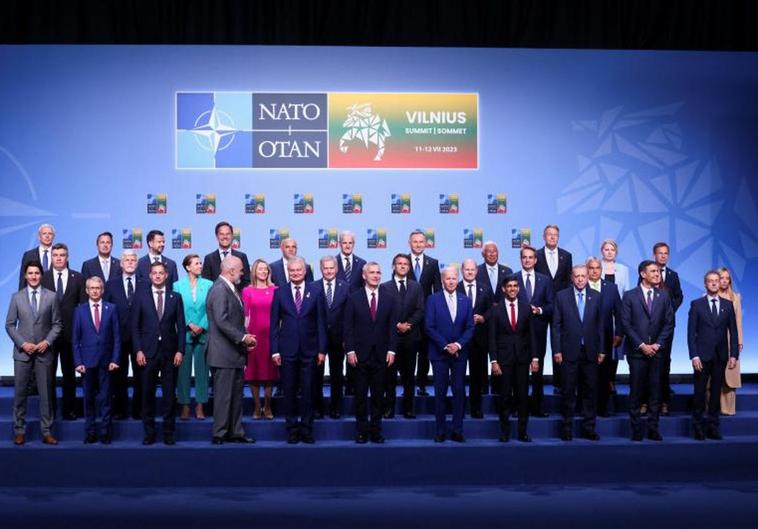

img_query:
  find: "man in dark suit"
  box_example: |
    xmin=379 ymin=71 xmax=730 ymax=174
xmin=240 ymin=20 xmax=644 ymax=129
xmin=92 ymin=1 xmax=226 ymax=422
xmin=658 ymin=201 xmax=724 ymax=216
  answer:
xmin=621 ymin=260 xmax=674 ymax=441
xmin=105 ymin=250 xmax=147 ymax=420
xmin=652 ymin=242 xmax=684 ymax=414
xmin=18 ymin=223 xmax=55 ymax=289
xmin=42 ymin=243 xmax=87 ymax=420
xmin=587 ymin=257 xmax=624 ymax=416
xmin=72 ymin=276 xmax=120 ymax=444
xmin=381 ymin=254 xmax=424 ymax=418
xmin=551 ymin=265 xmax=605 ymax=441
xmin=425 ymin=266 xmax=474 ymax=442
xmin=270 ymin=256 xmax=327 ymax=444
xmin=406 ymin=229 xmax=441 ymax=396
xmin=476 ymin=241 xmax=513 ymax=304
xmin=688 ymin=270 xmax=739 ymax=440
xmin=131 ymin=261 xmax=186 ymax=445
xmin=136 ymin=230 xmax=178 ymax=290
xmin=80 ymin=231 xmax=121 ymax=284
xmin=269 ymin=238 xmax=314 ymax=287
xmin=200 ymin=221 xmax=251 ymax=291
xmin=516 ymin=245 xmax=555 ymax=417
xmin=534 ymin=224 xmax=572 ymax=390
xmin=311 ymin=255 xmax=350 ymax=418
xmin=344 ymin=262 xmax=399 ymax=443
xmin=489 ymin=276 xmax=539 ymax=442
xmin=458 ymin=258 xmax=493 ymax=418
xmin=206 ymin=256 xmax=256 ymax=444
xmin=336 ymin=230 xmax=366 ymax=293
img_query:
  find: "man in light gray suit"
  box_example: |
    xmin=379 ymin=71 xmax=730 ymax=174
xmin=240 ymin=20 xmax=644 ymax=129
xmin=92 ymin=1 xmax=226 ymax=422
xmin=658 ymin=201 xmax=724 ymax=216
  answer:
xmin=206 ymin=256 xmax=257 ymax=444
xmin=6 ymin=261 xmax=62 ymax=445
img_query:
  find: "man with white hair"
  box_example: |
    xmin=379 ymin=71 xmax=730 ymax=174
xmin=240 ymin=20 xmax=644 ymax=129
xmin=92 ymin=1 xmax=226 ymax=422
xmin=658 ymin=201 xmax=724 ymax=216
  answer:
xmin=19 ymin=223 xmax=55 ymax=289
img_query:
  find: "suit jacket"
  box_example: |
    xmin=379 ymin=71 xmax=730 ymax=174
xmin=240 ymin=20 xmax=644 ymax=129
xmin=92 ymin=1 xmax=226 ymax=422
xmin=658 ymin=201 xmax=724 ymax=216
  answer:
xmin=424 ymin=290 xmax=474 ymax=362
xmin=592 ymin=280 xmax=624 ymax=354
xmin=406 ymin=253 xmax=441 ymax=298
xmin=343 ymin=288 xmax=399 ymax=363
xmin=201 ymin=249 xmax=251 ymax=291
xmin=476 ymin=262 xmax=514 ymax=303
xmin=205 ymin=279 xmax=248 ymax=369
xmin=515 ymin=270 xmax=554 ymax=329
xmin=104 ymin=275 xmax=147 ymax=346
xmin=551 ymin=288 xmax=605 ymax=362
xmin=131 ymin=287 xmax=186 ymax=359
xmin=270 ymin=281 xmax=327 ymax=359
xmin=72 ymin=301 xmax=120 ymax=368
xmin=662 ymin=266 xmax=684 ymax=314
xmin=336 ymin=253 xmax=367 ymax=292
xmin=18 ymin=247 xmax=52 ymax=289
xmin=5 ymin=287 xmax=62 ymax=362
xmin=621 ymin=286 xmax=675 ymax=358
xmin=173 ymin=277 xmax=213 ymax=344
xmin=457 ymin=280 xmax=494 ymax=348
xmin=488 ymin=298 xmax=534 ymax=365
xmin=270 ymin=258 xmax=314 ymax=288
xmin=311 ymin=278 xmax=350 ymax=341
xmin=687 ymin=296 xmax=739 ymax=362
xmin=535 ymin=246 xmax=573 ymax=293
xmin=136 ymin=254 xmax=178 ymax=290
xmin=80 ymin=256 xmax=122 ymax=283
xmin=380 ymin=278 xmax=425 ymax=343
xmin=42 ymin=268 xmax=87 ymax=344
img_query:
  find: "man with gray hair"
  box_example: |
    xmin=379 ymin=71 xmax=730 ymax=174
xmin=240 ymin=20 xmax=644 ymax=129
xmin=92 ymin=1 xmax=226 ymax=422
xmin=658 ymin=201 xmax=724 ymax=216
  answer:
xmin=19 ymin=223 xmax=56 ymax=289
xmin=336 ymin=230 xmax=366 ymax=293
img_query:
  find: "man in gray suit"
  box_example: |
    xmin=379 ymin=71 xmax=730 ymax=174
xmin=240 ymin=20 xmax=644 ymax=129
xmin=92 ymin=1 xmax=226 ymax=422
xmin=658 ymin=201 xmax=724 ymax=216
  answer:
xmin=5 ymin=261 xmax=62 ymax=445
xmin=206 ymin=256 xmax=257 ymax=444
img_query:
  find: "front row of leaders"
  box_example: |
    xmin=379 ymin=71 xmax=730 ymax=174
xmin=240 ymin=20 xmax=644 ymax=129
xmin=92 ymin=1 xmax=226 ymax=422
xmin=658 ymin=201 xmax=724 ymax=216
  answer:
xmin=7 ymin=249 xmax=739 ymax=446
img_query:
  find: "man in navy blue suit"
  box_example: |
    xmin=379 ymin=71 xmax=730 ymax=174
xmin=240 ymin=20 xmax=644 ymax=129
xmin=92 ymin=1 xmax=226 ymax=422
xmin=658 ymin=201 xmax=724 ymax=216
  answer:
xmin=476 ymin=241 xmax=513 ymax=304
xmin=344 ymin=262 xmax=399 ymax=443
xmin=131 ymin=261 xmax=186 ymax=445
xmin=200 ymin=221 xmax=251 ymax=291
xmin=621 ymin=260 xmax=674 ymax=441
xmin=269 ymin=238 xmax=314 ymax=287
xmin=551 ymin=265 xmax=605 ymax=441
xmin=516 ymin=245 xmax=554 ymax=417
xmin=425 ymin=266 xmax=474 ymax=443
xmin=688 ymin=270 xmax=739 ymax=440
xmin=335 ymin=230 xmax=366 ymax=293
xmin=136 ymin=230 xmax=178 ymax=290
xmin=311 ymin=255 xmax=350 ymax=419
xmin=18 ymin=223 xmax=55 ymax=289
xmin=73 ymin=277 xmax=121 ymax=444
xmin=80 ymin=231 xmax=121 ymax=284
xmin=270 ymin=256 xmax=327 ymax=444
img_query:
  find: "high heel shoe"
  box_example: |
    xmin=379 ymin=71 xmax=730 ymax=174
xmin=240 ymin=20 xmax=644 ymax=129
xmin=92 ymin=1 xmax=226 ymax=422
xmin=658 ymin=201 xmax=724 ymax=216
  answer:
xmin=195 ymin=403 xmax=206 ymax=420
xmin=263 ymin=407 xmax=273 ymax=420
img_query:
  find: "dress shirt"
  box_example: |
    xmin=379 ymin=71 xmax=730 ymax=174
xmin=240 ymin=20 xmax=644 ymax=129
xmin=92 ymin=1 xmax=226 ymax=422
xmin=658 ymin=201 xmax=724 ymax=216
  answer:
xmin=122 ymin=274 xmax=136 ymax=296
xmin=218 ymin=248 xmax=232 ymax=261
xmin=99 ymin=256 xmax=112 ymax=278
xmin=148 ymin=252 xmax=163 ymax=263
xmin=27 ymin=286 xmax=40 ymax=309
xmin=53 ymin=268 xmax=69 ymax=295
xmin=463 ymin=280 xmax=477 ymax=306
xmin=520 ymin=269 xmax=542 ymax=314
xmin=346 ymin=286 xmax=394 ymax=358
xmin=546 ymin=248 xmax=559 ymax=277
xmin=340 ymin=253 xmax=353 ymax=269
xmin=38 ymin=246 xmax=52 ymax=270
xmin=589 ymin=279 xmax=601 ymax=292
xmin=290 ymin=281 xmax=306 ymax=303
xmin=394 ymin=276 xmax=409 ymax=292
xmin=88 ymin=299 xmax=102 ymax=326
xmin=707 ymin=295 xmax=720 ymax=314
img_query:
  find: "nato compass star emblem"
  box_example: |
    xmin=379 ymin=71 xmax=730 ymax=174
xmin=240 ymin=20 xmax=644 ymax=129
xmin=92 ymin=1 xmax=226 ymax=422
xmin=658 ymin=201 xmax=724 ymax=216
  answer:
xmin=191 ymin=107 xmax=237 ymax=154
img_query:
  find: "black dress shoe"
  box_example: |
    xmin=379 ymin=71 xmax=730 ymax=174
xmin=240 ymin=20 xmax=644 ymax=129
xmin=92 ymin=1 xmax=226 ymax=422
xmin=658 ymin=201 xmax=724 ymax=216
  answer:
xmin=356 ymin=433 xmax=368 ymax=444
xmin=84 ymin=433 xmax=98 ymax=444
xmin=370 ymin=434 xmax=385 ymax=444
xmin=560 ymin=431 xmax=573 ymax=442
xmin=531 ymin=411 xmax=549 ymax=418
xmin=631 ymin=430 xmax=643 ymax=442
xmin=417 ymin=388 xmax=429 ymax=396
xmin=694 ymin=429 xmax=706 ymax=441
xmin=403 ymin=411 xmax=416 ymax=419
xmin=518 ymin=433 xmax=532 ymax=443
xmin=706 ymin=429 xmax=723 ymax=440
xmin=63 ymin=412 xmax=78 ymax=421
xmin=100 ymin=435 xmax=112 ymax=445
xmin=163 ymin=435 xmax=176 ymax=445
xmin=300 ymin=433 xmax=315 ymax=444
xmin=471 ymin=410 xmax=484 ymax=419
xmin=142 ymin=435 xmax=156 ymax=446
xmin=228 ymin=436 xmax=256 ymax=444
xmin=329 ymin=410 xmax=341 ymax=419
xmin=450 ymin=432 xmax=466 ymax=443
xmin=313 ymin=411 xmax=323 ymax=420
xmin=434 ymin=434 xmax=446 ymax=443
xmin=647 ymin=430 xmax=663 ymax=441
xmin=212 ymin=437 xmax=224 ymax=445
xmin=582 ymin=430 xmax=600 ymax=441
xmin=287 ymin=433 xmax=300 ymax=444
xmin=498 ymin=433 xmax=510 ymax=443
xmin=344 ymin=388 xmax=355 ymax=396
xmin=383 ymin=410 xmax=395 ymax=419
xmin=112 ymin=413 xmax=127 ymax=421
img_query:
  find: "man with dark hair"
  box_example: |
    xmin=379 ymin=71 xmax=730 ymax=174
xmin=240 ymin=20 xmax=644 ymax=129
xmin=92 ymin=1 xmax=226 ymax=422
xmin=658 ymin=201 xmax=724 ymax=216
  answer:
xmin=81 ymin=232 xmax=121 ymax=283
xmin=201 ymin=221 xmax=251 ymax=291
xmin=476 ymin=241 xmax=513 ymax=304
xmin=136 ymin=230 xmax=178 ymax=290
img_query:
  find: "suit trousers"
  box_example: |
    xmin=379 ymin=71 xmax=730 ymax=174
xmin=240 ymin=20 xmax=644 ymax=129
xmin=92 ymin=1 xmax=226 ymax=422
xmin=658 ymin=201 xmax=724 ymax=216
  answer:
xmin=560 ymin=358 xmax=597 ymax=433
xmin=432 ymin=355 xmax=467 ymax=436
xmin=13 ymin=354 xmax=55 ymax=436
xmin=628 ymin=354 xmax=662 ymax=433
xmin=529 ymin=323 xmax=549 ymax=413
xmin=416 ymin=336 xmax=430 ymax=389
xmin=82 ymin=365 xmax=113 ymax=435
xmin=660 ymin=335 xmax=675 ymax=403
xmin=693 ymin=359 xmax=726 ymax=432
xmin=177 ymin=339 xmax=209 ymax=404
xmin=281 ymin=356 xmax=315 ymax=436
xmin=142 ymin=353 xmax=178 ymax=437
xmin=547 ymin=322 xmax=562 ymax=389
xmin=384 ymin=338 xmax=418 ymax=414
xmin=52 ymin=340 xmax=78 ymax=416
xmin=355 ymin=359 xmax=386 ymax=435
xmin=313 ymin=335 xmax=344 ymax=414
xmin=496 ymin=362 xmax=529 ymax=436
xmin=597 ymin=357 xmax=618 ymax=415
xmin=210 ymin=366 xmax=246 ymax=439
xmin=111 ymin=340 xmax=132 ymax=417
xmin=468 ymin=340 xmax=488 ymax=414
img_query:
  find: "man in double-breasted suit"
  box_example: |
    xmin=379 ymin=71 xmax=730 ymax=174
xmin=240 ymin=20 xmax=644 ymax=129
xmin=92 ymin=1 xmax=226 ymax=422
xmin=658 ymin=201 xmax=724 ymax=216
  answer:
xmin=688 ymin=270 xmax=739 ymax=440
xmin=201 ymin=221 xmax=251 ymax=291
xmin=131 ymin=260 xmax=186 ymax=445
xmin=206 ymin=256 xmax=256 ymax=444
xmin=72 ymin=277 xmax=120 ymax=444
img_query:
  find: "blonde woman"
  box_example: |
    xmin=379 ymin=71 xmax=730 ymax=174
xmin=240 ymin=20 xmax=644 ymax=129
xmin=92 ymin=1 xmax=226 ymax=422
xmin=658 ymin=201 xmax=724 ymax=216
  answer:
xmin=600 ymin=239 xmax=631 ymax=297
xmin=718 ymin=267 xmax=743 ymax=415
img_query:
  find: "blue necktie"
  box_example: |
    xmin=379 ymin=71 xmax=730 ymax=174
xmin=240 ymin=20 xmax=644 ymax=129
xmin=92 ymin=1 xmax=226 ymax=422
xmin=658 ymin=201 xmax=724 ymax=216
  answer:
xmin=326 ymin=281 xmax=333 ymax=308
xmin=525 ymin=273 xmax=533 ymax=302
xmin=646 ymin=289 xmax=653 ymax=313
xmin=344 ymin=257 xmax=352 ymax=284
xmin=488 ymin=267 xmax=497 ymax=293
xmin=30 ymin=289 xmax=39 ymax=319
xmin=414 ymin=257 xmax=421 ymax=281
xmin=577 ymin=291 xmax=585 ymax=322
xmin=42 ymin=250 xmax=49 ymax=271
xmin=711 ymin=298 xmax=718 ymax=320
xmin=56 ymin=272 xmax=64 ymax=302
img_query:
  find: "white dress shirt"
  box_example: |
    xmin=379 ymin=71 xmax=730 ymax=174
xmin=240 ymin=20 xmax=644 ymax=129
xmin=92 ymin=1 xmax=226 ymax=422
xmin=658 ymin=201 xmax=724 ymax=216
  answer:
xmin=546 ymin=248 xmax=559 ymax=278
xmin=38 ymin=245 xmax=52 ymax=270
xmin=52 ymin=267 xmax=69 ymax=294
xmin=445 ymin=290 xmax=457 ymax=321
xmin=463 ymin=280 xmax=477 ymax=306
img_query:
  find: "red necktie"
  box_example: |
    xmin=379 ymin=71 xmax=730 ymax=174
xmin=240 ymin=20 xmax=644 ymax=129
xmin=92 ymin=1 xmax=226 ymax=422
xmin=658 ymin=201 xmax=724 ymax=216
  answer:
xmin=510 ymin=302 xmax=517 ymax=331
xmin=370 ymin=292 xmax=377 ymax=322
xmin=94 ymin=303 xmax=101 ymax=332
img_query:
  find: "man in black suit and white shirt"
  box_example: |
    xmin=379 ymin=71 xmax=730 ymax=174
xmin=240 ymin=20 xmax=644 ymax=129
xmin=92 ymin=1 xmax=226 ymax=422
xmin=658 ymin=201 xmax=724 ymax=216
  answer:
xmin=335 ymin=230 xmax=366 ymax=293
xmin=81 ymin=231 xmax=121 ymax=283
xmin=18 ymin=223 xmax=55 ymax=289
xmin=201 ymin=221 xmax=251 ymax=291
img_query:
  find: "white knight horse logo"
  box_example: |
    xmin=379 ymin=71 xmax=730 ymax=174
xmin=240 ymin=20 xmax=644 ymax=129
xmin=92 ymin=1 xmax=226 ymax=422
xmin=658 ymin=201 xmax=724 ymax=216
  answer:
xmin=339 ymin=103 xmax=391 ymax=161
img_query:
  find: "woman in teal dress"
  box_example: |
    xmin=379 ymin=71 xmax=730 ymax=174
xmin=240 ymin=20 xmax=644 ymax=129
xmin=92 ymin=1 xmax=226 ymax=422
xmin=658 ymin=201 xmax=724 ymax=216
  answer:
xmin=174 ymin=254 xmax=213 ymax=420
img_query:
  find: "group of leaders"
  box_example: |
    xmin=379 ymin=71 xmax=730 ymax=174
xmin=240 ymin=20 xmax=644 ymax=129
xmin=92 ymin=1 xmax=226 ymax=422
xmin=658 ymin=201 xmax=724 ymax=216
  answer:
xmin=6 ymin=221 xmax=743 ymax=446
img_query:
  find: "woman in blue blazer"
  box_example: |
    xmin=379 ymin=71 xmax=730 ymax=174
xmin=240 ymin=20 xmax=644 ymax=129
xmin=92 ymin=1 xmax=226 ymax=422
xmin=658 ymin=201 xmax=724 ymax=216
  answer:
xmin=174 ymin=254 xmax=213 ymax=420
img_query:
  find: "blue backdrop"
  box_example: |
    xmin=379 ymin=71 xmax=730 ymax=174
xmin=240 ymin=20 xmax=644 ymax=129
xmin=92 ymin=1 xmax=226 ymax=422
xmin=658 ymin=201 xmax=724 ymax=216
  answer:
xmin=1 ymin=45 xmax=756 ymax=376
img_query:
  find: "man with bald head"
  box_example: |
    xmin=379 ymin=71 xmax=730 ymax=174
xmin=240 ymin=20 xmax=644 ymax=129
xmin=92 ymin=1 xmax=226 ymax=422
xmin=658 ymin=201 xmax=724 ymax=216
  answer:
xmin=476 ymin=241 xmax=513 ymax=304
xmin=270 ymin=238 xmax=314 ymax=287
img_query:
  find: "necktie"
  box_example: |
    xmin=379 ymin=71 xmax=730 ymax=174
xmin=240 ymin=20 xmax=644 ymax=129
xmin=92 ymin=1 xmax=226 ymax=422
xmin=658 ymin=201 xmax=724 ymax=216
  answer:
xmin=488 ymin=267 xmax=497 ymax=293
xmin=42 ymin=249 xmax=49 ymax=270
xmin=56 ymin=272 xmax=64 ymax=302
xmin=467 ymin=283 xmax=474 ymax=303
xmin=294 ymin=286 xmax=302 ymax=314
xmin=126 ymin=276 xmax=134 ymax=301
xmin=525 ymin=273 xmax=533 ymax=302
xmin=646 ymin=289 xmax=653 ymax=313
xmin=154 ymin=256 xmax=160 ymax=264
xmin=661 ymin=267 xmax=667 ymax=282
xmin=510 ymin=302 xmax=517 ymax=331
xmin=549 ymin=251 xmax=558 ymax=278
xmin=370 ymin=291 xmax=377 ymax=322
xmin=414 ymin=257 xmax=421 ymax=281
xmin=711 ymin=298 xmax=718 ymax=320
xmin=102 ymin=259 xmax=110 ymax=279
xmin=577 ymin=291 xmax=585 ymax=322
xmin=399 ymin=279 xmax=407 ymax=297
xmin=31 ymin=290 xmax=39 ymax=318
xmin=448 ymin=294 xmax=456 ymax=320
xmin=326 ymin=281 xmax=333 ymax=308
xmin=93 ymin=303 xmax=101 ymax=332
xmin=344 ymin=257 xmax=352 ymax=283
xmin=156 ymin=290 xmax=164 ymax=320
xmin=222 ymin=250 xmax=229 ymax=259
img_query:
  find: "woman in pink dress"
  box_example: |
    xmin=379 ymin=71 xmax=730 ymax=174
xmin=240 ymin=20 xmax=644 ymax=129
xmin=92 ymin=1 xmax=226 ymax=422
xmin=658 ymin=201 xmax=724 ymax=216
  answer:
xmin=242 ymin=259 xmax=279 ymax=419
